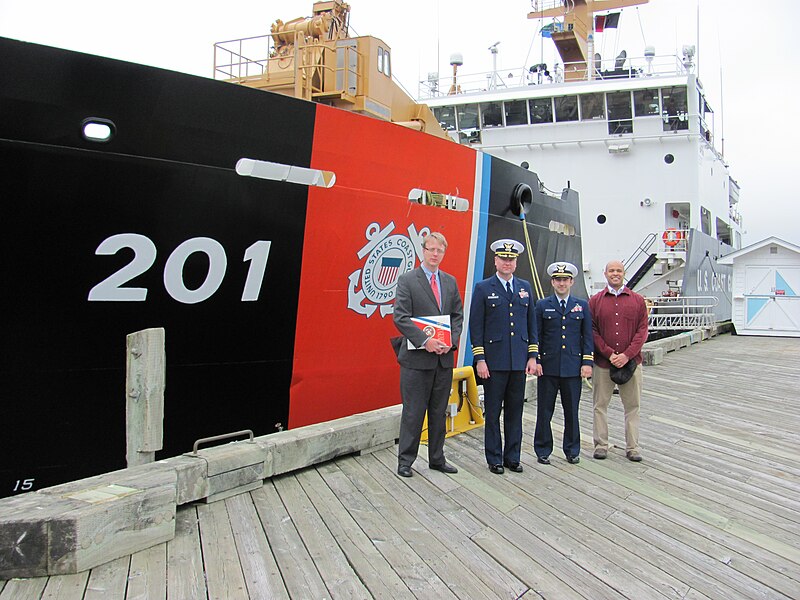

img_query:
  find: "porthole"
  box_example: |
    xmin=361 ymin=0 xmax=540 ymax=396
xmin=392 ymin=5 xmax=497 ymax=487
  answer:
xmin=81 ymin=118 xmax=115 ymax=142
xmin=597 ymin=214 xmax=607 ymax=224
xmin=664 ymin=153 xmax=675 ymax=164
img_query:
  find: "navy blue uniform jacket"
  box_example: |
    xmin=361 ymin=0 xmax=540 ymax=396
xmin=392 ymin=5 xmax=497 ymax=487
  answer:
xmin=469 ymin=276 xmax=538 ymax=371
xmin=535 ymin=294 xmax=593 ymax=377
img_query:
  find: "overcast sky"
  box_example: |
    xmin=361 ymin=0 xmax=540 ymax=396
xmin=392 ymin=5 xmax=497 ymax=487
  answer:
xmin=1 ymin=0 xmax=797 ymax=246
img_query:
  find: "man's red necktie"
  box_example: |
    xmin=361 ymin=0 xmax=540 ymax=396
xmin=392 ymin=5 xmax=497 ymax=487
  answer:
xmin=430 ymin=275 xmax=441 ymax=308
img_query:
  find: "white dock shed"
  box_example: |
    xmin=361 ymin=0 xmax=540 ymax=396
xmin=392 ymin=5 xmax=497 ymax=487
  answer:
xmin=718 ymin=236 xmax=800 ymax=337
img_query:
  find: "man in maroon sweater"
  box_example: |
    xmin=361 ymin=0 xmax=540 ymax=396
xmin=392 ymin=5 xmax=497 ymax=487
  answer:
xmin=588 ymin=260 xmax=649 ymax=461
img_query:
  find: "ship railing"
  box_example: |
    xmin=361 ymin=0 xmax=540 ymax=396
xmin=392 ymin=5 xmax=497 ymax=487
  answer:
xmin=656 ymin=228 xmax=690 ymax=253
xmin=529 ymin=0 xmax=575 ymax=12
xmin=644 ymin=295 xmax=718 ymax=331
xmin=623 ymin=232 xmax=658 ymax=269
xmin=213 ymin=35 xmax=363 ymax=100
xmin=214 ymin=35 xmax=272 ymax=81
xmin=418 ymin=53 xmax=686 ymax=99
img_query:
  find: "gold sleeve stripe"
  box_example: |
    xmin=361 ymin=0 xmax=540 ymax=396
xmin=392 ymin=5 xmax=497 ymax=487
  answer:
xmin=472 ymin=346 xmax=485 ymax=353
xmin=582 ymin=355 xmax=594 ymax=360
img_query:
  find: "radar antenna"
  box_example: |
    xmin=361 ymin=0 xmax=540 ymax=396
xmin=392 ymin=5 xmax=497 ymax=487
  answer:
xmin=487 ymin=42 xmax=506 ymax=90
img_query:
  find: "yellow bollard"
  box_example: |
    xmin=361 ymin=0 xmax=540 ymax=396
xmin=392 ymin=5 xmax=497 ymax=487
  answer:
xmin=420 ymin=366 xmax=485 ymax=442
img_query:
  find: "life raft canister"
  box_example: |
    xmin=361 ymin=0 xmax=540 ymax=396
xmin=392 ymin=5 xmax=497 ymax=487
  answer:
xmin=662 ymin=228 xmax=682 ymax=247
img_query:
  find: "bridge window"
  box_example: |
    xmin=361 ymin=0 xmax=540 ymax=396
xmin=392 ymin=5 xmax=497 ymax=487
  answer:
xmin=661 ymin=86 xmax=689 ymax=131
xmin=432 ymin=106 xmax=456 ymax=131
xmin=554 ymin=95 xmax=578 ymax=122
xmin=580 ymin=93 xmax=605 ymax=120
xmin=377 ymin=47 xmax=391 ymax=77
xmin=480 ymin=102 xmax=503 ymax=128
xmin=504 ymin=100 xmax=528 ymax=126
xmin=456 ymin=103 xmax=481 ymax=144
xmin=607 ymin=91 xmax=633 ymax=134
xmin=634 ymin=88 xmax=660 ymax=116
xmin=699 ymin=92 xmax=713 ymax=142
xmin=457 ymin=104 xmax=479 ymax=130
xmin=716 ymin=217 xmax=732 ymax=245
xmin=530 ymin=98 xmax=554 ymax=124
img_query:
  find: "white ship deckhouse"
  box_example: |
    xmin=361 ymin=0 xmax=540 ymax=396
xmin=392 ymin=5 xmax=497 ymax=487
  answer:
xmin=422 ymin=0 xmax=743 ymax=322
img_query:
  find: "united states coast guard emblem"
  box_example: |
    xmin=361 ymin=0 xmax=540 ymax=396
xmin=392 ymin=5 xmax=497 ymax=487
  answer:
xmin=347 ymin=221 xmax=429 ymax=318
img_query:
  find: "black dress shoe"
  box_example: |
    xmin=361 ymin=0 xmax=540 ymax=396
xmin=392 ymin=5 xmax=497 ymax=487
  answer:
xmin=489 ymin=464 xmax=505 ymax=474
xmin=537 ymin=456 xmax=551 ymax=465
xmin=397 ymin=465 xmax=412 ymax=477
xmin=566 ymin=455 xmax=580 ymax=464
xmin=430 ymin=462 xmax=458 ymax=474
xmin=504 ymin=462 xmax=523 ymax=473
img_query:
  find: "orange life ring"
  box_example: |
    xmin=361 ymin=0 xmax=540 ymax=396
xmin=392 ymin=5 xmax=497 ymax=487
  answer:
xmin=662 ymin=228 xmax=682 ymax=247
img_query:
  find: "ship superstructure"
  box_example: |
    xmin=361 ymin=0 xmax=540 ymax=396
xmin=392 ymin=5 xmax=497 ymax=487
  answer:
xmin=422 ymin=0 xmax=741 ymax=320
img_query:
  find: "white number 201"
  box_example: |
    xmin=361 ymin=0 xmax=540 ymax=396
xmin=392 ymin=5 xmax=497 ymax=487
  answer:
xmin=88 ymin=234 xmax=271 ymax=304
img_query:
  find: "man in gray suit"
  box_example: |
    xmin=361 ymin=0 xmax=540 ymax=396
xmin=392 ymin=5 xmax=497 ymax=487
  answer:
xmin=393 ymin=232 xmax=464 ymax=478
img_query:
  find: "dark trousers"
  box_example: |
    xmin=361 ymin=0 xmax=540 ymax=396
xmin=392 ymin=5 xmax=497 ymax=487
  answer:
xmin=483 ymin=370 xmax=525 ymax=466
xmin=398 ymin=365 xmax=453 ymax=468
xmin=534 ymin=374 xmax=582 ymax=458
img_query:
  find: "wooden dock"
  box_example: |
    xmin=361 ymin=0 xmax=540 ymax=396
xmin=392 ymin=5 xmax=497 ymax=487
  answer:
xmin=1 ymin=333 xmax=798 ymax=599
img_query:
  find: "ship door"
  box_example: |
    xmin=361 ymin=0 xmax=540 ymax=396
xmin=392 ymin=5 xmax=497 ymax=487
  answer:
xmin=336 ymin=40 xmax=358 ymax=95
xmin=665 ymin=202 xmax=689 ymax=230
xmin=744 ymin=265 xmax=800 ymax=333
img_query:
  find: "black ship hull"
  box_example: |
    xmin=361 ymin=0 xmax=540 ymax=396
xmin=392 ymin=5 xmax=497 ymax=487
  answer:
xmin=0 ymin=37 xmax=584 ymax=496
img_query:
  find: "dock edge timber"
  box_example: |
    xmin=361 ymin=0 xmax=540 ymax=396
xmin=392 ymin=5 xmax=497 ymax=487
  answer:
xmin=0 ymin=324 xmax=729 ymax=579
xmin=641 ymin=322 xmax=732 ymax=365
xmin=0 ymin=406 xmax=401 ymax=579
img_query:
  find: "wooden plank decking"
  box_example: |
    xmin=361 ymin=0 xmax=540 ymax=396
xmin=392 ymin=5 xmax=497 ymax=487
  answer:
xmin=1 ymin=333 xmax=799 ymax=599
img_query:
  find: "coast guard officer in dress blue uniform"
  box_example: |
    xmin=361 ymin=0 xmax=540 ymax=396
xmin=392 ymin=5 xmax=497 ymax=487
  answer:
xmin=470 ymin=239 xmax=538 ymax=474
xmin=533 ymin=262 xmax=593 ymax=464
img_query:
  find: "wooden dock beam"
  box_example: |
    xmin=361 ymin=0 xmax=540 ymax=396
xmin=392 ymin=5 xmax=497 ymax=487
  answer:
xmin=126 ymin=328 xmax=165 ymax=467
xmin=0 ymin=406 xmax=401 ymax=579
xmin=640 ymin=322 xmax=733 ymax=365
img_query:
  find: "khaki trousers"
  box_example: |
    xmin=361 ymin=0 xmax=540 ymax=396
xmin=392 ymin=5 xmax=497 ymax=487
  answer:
xmin=592 ymin=364 xmax=642 ymax=453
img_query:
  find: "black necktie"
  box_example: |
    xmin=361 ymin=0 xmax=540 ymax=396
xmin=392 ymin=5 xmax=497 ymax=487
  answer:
xmin=506 ymin=281 xmax=512 ymax=296
xmin=560 ymin=299 xmax=566 ymax=312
